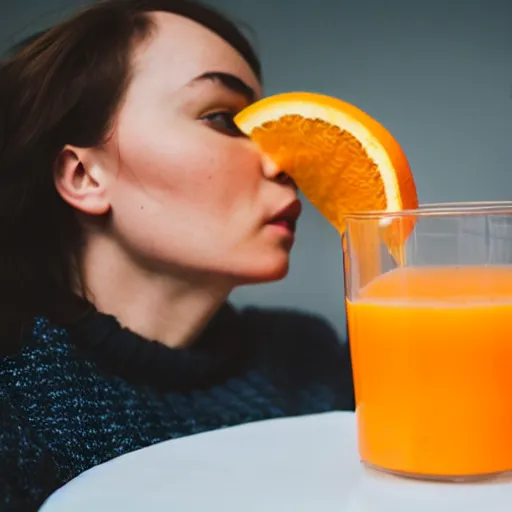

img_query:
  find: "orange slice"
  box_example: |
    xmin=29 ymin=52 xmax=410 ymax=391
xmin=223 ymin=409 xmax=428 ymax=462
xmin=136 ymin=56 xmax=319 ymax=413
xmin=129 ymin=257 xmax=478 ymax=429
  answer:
xmin=235 ymin=91 xmax=417 ymax=231
xmin=234 ymin=91 xmax=418 ymax=274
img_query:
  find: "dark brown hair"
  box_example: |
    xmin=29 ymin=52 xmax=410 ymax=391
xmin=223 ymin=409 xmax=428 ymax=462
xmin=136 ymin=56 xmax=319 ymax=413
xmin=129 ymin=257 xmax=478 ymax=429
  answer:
xmin=0 ymin=0 xmax=261 ymax=349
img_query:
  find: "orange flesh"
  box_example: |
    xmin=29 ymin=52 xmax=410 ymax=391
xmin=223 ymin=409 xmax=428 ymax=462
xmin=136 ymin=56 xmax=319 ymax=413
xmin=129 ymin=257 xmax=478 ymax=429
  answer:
xmin=251 ymin=115 xmax=388 ymax=232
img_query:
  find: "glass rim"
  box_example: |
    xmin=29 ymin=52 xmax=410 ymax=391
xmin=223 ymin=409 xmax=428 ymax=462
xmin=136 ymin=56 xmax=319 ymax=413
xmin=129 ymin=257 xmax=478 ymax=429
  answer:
xmin=344 ymin=201 xmax=512 ymax=220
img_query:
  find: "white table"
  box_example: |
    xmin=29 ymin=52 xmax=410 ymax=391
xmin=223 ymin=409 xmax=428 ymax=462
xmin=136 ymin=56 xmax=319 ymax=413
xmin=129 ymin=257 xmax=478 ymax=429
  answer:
xmin=41 ymin=411 xmax=512 ymax=511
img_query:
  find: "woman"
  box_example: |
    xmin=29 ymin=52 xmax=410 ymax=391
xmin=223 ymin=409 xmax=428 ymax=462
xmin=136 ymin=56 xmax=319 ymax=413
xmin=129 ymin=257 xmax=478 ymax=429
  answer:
xmin=0 ymin=0 xmax=354 ymax=509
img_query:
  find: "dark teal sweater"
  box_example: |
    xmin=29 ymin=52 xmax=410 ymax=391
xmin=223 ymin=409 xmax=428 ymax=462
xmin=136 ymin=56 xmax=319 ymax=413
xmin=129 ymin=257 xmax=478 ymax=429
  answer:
xmin=0 ymin=303 xmax=354 ymax=511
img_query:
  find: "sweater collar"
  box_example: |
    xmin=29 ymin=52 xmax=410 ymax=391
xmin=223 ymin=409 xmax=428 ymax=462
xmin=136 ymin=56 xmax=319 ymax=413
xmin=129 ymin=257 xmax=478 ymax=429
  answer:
xmin=65 ymin=302 xmax=247 ymax=391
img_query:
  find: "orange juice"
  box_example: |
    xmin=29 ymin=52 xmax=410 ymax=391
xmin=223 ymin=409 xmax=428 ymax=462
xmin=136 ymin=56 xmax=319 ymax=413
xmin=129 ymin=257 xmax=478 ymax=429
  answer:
xmin=346 ymin=265 xmax=512 ymax=478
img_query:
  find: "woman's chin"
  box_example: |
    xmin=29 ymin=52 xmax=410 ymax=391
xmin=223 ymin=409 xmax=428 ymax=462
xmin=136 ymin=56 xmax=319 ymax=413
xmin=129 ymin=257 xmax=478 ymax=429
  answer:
xmin=235 ymin=252 xmax=291 ymax=285
xmin=256 ymin=265 xmax=290 ymax=283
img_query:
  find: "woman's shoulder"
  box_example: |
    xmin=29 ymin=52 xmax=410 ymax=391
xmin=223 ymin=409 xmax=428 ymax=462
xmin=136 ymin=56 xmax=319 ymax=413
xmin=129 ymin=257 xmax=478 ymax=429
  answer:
xmin=0 ymin=317 xmax=75 ymax=378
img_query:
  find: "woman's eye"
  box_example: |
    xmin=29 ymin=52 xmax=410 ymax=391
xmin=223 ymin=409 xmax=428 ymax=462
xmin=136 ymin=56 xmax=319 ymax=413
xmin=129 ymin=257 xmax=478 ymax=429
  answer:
xmin=203 ymin=111 xmax=245 ymax=137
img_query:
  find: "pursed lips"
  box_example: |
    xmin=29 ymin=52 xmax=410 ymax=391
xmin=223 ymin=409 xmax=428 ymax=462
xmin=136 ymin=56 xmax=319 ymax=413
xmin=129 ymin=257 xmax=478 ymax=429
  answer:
xmin=267 ymin=198 xmax=302 ymax=234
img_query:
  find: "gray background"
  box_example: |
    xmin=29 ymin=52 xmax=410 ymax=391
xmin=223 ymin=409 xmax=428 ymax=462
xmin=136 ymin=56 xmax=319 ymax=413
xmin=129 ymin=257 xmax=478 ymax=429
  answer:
xmin=2 ymin=0 xmax=511 ymax=337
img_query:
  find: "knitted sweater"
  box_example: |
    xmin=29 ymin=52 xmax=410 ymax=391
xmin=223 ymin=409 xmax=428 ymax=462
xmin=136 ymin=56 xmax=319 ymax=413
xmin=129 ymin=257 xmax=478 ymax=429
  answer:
xmin=0 ymin=303 xmax=354 ymax=511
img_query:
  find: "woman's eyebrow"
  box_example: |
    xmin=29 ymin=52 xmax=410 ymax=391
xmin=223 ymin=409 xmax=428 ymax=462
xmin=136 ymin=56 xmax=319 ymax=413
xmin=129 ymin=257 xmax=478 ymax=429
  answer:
xmin=189 ymin=71 xmax=256 ymax=102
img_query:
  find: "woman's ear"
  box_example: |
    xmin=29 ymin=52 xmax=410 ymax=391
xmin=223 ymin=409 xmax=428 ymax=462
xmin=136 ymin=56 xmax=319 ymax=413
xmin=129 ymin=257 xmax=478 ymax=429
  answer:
xmin=54 ymin=146 xmax=111 ymax=215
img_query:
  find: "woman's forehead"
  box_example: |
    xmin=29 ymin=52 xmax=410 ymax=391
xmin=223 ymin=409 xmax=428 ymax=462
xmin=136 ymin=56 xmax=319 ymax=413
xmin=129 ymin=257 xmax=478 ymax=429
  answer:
xmin=129 ymin=11 xmax=262 ymax=99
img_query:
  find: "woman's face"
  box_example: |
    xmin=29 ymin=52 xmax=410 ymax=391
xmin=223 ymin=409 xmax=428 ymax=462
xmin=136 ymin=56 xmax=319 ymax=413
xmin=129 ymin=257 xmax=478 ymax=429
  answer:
xmin=95 ymin=12 xmax=300 ymax=285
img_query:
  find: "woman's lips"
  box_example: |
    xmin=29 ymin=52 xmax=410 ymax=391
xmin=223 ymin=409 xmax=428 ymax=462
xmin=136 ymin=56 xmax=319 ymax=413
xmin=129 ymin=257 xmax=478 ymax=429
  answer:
xmin=266 ymin=199 xmax=301 ymax=242
xmin=267 ymin=218 xmax=297 ymax=236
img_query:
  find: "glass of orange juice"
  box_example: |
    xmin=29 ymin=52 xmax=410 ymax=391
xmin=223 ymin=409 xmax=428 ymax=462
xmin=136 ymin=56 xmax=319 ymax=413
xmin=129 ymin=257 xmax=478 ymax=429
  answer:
xmin=343 ymin=201 xmax=512 ymax=481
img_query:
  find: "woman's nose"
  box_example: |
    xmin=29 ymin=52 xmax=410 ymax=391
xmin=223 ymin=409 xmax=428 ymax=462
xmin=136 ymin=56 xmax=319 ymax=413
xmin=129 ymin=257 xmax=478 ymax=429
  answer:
xmin=261 ymin=153 xmax=297 ymax=189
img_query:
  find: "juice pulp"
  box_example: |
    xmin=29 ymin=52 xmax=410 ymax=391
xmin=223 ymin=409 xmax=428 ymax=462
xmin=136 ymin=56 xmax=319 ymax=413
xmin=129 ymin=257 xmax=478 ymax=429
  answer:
xmin=346 ymin=265 xmax=512 ymax=477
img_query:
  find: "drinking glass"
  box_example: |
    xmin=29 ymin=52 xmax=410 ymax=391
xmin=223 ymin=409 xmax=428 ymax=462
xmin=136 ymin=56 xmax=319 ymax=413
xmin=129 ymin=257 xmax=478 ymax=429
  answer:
xmin=343 ymin=202 xmax=512 ymax=481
